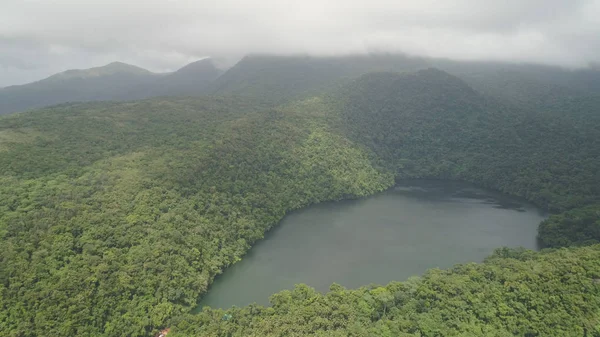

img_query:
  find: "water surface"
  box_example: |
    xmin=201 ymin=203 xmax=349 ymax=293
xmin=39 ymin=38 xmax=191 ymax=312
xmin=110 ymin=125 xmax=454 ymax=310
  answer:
xmin=196 ymin=180 xmax=545 ymax=310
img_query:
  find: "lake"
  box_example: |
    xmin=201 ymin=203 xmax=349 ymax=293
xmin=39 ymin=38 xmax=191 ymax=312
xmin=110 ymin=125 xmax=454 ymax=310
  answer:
xmin=195 ymin=180 xmax=546 ymax=310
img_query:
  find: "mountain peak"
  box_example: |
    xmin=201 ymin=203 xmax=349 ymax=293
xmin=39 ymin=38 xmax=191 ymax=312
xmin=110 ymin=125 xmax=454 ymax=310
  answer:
xmin=46 ymin=62 xmax=153 ymax=81
xmin=135 ymin=58 xmax=222 ymax=97
xmin=164 ymin=58 xmax=222 ymax=83
xmin=175 ymin=58 xmax=220 ymax=74
xmin=103 ymin=61 xmax=145 ymax=70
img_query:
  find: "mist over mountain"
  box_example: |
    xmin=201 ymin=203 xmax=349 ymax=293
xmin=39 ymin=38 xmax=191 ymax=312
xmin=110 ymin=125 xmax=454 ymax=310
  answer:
xmin=2 ymin=1 xmax=600 ymax=336
xmin=0 ymin=58 xmax=223 ymax=115
xmin=0 ymin=62 xmax=159 ymax=115
xmin=3 ymin=53 xmax=600 ymax=116
xmin=1 ymin=62 xmax=599 ymax=336
xmin=126 ymin=58 xmax=224 ymax=99
xmin=3 ymin=0 xmax=600 ymax=89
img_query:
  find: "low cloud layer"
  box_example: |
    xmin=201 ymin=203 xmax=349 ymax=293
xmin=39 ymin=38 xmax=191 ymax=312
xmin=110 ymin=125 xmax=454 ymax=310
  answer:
xmin=1 ymin=0 xmax=599 ymax=87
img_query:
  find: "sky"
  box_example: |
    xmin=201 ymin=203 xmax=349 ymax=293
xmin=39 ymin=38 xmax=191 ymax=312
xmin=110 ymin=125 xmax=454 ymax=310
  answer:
xmin=1 ymin=0 xmax=599 ymax=87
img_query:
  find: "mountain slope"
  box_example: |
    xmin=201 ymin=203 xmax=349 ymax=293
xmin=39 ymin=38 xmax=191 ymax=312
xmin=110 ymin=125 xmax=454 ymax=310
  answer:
xmin=333 ymin=69 xmax=600 ymax=247
xmin=0 ymin=96 xmax=391 ymax=336
xmin=209 ymin=54 xmax=600 ymax=108
xmin=171 ymin=68 xmax=600 ymax=336
xmin=158 ymin=58 xmax=223 ymax=95
xmin=439 ymin=62 xmax=600 ymax=109
xmin=175 ymin=245 xmax=600 ymax=337
xmin=127 ymin=59 xmax=223 ymax=99
xmin=4 ymin=53 xmax=599 ymax=116
xmin=0 ymin=62 xmax=162 ymax=115
xmin=210 ymin=54 xmax=429 ymax=102
xmin=44 ymin=61 xmax=153 ymax=80
xmin=1 ymin=68 xmax=599 ymax=336
xmin=0 ymin=59 xmax=224 ymax=115
xmin=335 ymin=69 xmax=600 ymax=213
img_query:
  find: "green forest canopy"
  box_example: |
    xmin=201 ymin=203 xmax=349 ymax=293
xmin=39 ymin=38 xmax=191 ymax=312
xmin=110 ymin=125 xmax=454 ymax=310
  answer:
xmin=0 ymin=68 xmax=599 ymax=336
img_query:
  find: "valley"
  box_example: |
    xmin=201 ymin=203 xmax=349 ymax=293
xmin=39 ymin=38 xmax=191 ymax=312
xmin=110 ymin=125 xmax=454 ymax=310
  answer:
xmin=196 ymin=180 xmax=545 ymax=310
xmin=0 ymin=57 xmax=598 ymax=336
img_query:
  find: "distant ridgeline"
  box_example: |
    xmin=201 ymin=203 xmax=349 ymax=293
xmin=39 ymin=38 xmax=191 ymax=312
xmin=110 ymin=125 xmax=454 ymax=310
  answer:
xmin=0 ymin=59 xmax=223 ymax=116
xmin=2 ymin=53 xmax=600 ymax=115
xmin=0 ymin=56 xmax=599 ymax=337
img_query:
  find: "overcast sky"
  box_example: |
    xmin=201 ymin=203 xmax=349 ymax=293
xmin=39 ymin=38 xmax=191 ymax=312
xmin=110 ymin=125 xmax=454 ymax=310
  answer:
xmin=1 ymin=0 xmax=599 ymax=87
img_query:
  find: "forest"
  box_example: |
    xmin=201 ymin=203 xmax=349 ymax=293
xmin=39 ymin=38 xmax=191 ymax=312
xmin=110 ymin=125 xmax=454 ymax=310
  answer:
xmin=175 ymin=245 xmax=600 ymax=336
xmin=0 ymin=66 xmax=599 ymax=336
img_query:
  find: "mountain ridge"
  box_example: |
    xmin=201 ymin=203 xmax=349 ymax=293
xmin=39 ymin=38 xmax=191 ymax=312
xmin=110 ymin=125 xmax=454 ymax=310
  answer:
xmin=0 ymin=67 xmax=599 ymax=336
xmin=129 ymin=58 xmax=223 ymax=98
xmin=3 ymin=53 xmax=600 ymax=116
xmin=0 ymin=59 xmax=223 ymax=115
xmin=46 ymin=61 xmax=156 ymax=80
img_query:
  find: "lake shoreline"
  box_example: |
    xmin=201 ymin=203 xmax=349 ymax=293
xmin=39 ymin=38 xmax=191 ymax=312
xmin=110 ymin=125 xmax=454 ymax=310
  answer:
xmin=194 ymin=179 xmax=546 ymax=311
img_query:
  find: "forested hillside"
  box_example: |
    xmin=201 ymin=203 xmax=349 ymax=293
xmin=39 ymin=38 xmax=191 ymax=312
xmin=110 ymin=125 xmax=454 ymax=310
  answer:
xmin=0 ymin=59 xmax=222 ymax=116
xmin=0 ymin=62 xmax=162 ymax=116
xmin=173 ymin=69 xmax=600 ymax=336
xmin=3 ymin=53 xmax=599 ymax=118
xmin=433 ymin=61 xmax=600 ymax=109
xmin=332 ymin=69 xmax=600 ymax=246
xmin=336 ymin=69 xmax=600 ymax=210
xmin=209 ymin=54 xmax=600 ymax=108
xmin=208 ymin=54 xmax=429 ymax=103
xmin=1 ymin=66 xmax=599 ymax=336
xmin=174 ymin=245 xmax=600 ymax=336
xmin=125 ymin=59 xmax=223 ymax=100
xmin=0 ymin=97 xmax=391 ymax=336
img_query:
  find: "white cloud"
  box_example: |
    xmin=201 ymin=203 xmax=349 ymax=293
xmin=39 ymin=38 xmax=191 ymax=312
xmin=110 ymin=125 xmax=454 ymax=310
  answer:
xmin=1 ymin=0 xmax=599 ymax=86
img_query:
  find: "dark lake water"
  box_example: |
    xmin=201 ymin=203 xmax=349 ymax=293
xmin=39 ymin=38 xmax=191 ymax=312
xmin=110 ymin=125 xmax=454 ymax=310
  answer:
xmin=195 ymin=180 xmax=546 ymax=311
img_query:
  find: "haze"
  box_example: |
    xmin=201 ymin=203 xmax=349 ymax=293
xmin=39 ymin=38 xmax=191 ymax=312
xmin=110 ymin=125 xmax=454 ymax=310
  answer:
xmin=1 ymin=0 xmax=599 ymax=87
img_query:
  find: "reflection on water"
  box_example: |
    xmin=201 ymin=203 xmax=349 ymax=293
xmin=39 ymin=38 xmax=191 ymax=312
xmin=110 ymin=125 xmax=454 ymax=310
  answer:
xmin=195 ymin=179 xmax=546 ymax=311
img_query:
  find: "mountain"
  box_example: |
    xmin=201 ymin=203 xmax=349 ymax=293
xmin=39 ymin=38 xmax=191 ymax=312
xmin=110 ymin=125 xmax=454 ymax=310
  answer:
xmin=178 ymin=68 xmax=600 ymax=336
xmin=210 ymin=53 xmax=600 ymax=108
xmin=3 ymin=53 xmax=600 ymax=116
xmin=1 ymin=67 xmax=599 ymax=336
xmin=43 ymin=61 xmax=153 ymax=80
xmin=126 ymin=58 xmax=223 ymax=99
xmin=4 ymin=53 xmax=599 ymax=116
xmin=0 ymin=59 xmax=224 ymax=115
xmin=157 ymin=58 xmax=223 ymax=95
xmin=436 ymin=61 xmax=600 ymax=109
xmin=0 ymin=62 xmax=162 ymax=115
xmin=336 ymin=69 xmax=600 ymax=212
xmin=209 ymin=54 xmax=429 ymax=102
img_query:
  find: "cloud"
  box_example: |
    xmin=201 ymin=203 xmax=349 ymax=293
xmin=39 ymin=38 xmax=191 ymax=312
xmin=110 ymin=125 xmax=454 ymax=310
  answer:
xmin=1 ymin=0 xmax=599 ymax=86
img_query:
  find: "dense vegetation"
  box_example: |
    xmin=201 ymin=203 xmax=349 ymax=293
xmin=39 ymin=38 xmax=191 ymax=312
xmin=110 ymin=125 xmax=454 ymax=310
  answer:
xmin=333 ymin=69 xmax=600 ymax=243
xmin=538 ymin=205 xmax=600 ymax=248
xmin=175 ymin=69 xmax=600 ymax=336
xmin=0 ymin=60 xmax=222 ymax=116
xmin=0 ymin=63 xmax=159 ymax=115
xmin=1 ymin=65 xmax=599 ymax=336
xmin=5 ymin=53 xmax=598 ymax=117
xmin=209 ymin=54 xmax=600 ymax=108
xmin=0 ymin=97 xmax=391 ymax=336
xmin=174 ymin=245 xmax=600 ymax=336
xmin=208 ymin=54 xmax=429 ymax=103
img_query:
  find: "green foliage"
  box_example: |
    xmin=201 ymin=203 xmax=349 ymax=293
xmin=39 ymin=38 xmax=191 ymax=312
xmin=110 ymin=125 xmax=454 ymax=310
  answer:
xmin=0 ymin=60 xmax=222 ymax=116
xmin=167 ymin=69 xmax=600 ymax=336
xmin=173 ymin=245 xmax=600 ymax=337
xmin=538 ymin=204 xmax=600 ymax=248
xmin=209 ymin=54 xmax=600 ymax=108
xmin=209 ymin=54 xmax=430 ymax=103
xmin=2 ymin=66 xmax=600 ymax=336
xmin=332 ymin=69 xmax=600 ymax=246
xmin=0 ymin=97 xmax=391 ymax=336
